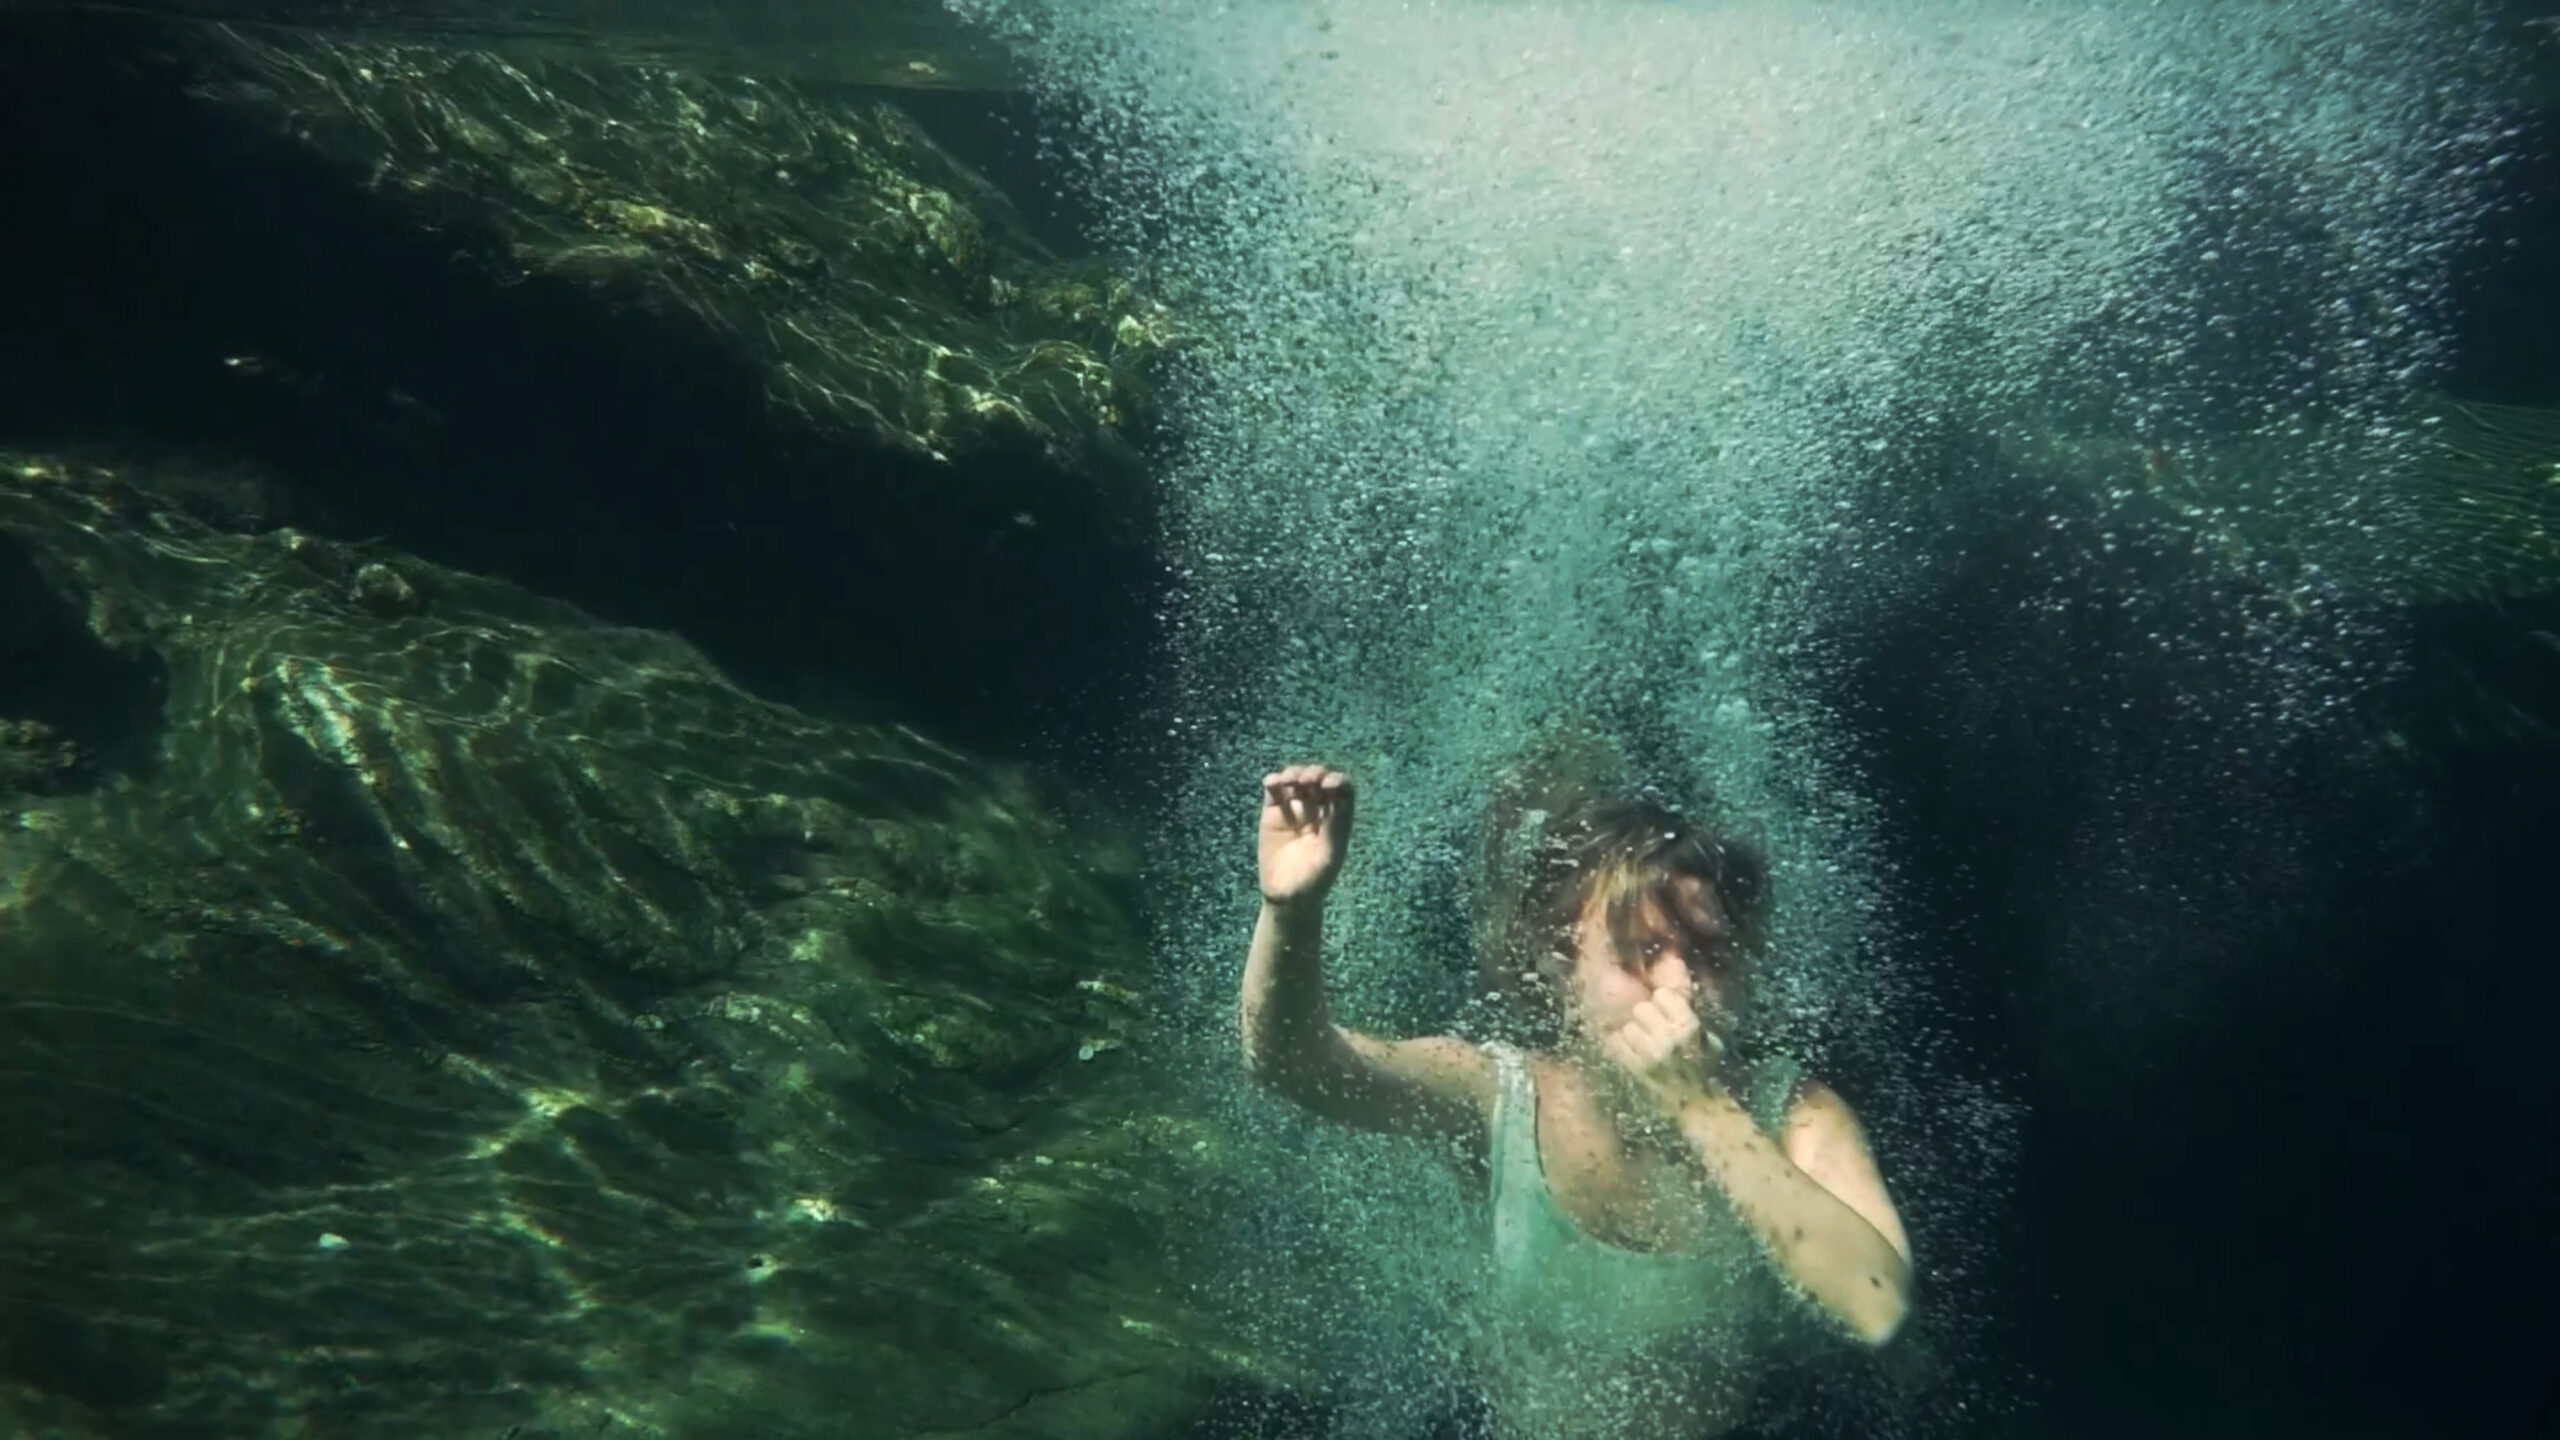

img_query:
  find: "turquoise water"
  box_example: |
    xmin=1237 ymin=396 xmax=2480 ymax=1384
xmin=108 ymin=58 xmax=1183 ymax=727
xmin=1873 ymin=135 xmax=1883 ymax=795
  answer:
xmin=961 ymin=1 xmax=2523 ymax=1434
xmin=0 ymin=2 xmax=2548 ymax=1436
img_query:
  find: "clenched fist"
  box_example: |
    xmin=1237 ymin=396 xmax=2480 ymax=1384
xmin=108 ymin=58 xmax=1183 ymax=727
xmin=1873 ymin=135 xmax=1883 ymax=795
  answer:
xmin=1600 ymin=985 xmax=1726 ymax=1110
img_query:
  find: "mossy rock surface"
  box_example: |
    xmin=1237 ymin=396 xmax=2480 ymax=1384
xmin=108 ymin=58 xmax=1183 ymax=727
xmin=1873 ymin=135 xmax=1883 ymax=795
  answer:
xmin=0 ymin=455 xmax=1235 ymax=1439
xmin=181 ymin=22 xmax=1177 ymax=490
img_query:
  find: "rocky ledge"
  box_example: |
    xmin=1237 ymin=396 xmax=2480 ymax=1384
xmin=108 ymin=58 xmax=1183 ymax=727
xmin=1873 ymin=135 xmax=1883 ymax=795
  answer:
xmin=0 ymin=455 xmax=1239 ymax=1439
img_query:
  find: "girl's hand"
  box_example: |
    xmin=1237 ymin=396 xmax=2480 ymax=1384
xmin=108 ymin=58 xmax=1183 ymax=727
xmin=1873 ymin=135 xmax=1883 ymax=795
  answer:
xmin=1259 ymin=765 xmax=1354 ymax=906
xmin=1602 ymin=985 xmax=1725 ymax=1111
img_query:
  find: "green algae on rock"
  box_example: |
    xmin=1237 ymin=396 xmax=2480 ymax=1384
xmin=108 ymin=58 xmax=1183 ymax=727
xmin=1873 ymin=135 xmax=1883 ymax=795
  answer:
xmin=1991 ymin=395 xmax=2560 ymax=606
xmin=185 ymin=24 xmax=1177 ymax=490
xmin=0 ymin=453 xmax=1233 ymax=1439
xmin=80 ymin=0 xmax=1027 ymax=91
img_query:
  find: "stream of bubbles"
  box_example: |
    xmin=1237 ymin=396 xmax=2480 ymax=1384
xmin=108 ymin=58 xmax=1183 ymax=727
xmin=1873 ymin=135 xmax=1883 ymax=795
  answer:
xmin=953 ymin=2 xmax=2510 ymax=1432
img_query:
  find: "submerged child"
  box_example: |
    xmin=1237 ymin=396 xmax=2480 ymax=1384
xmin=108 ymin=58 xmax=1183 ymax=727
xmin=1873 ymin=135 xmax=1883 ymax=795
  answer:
xmin=1239 ymin=759 xmax=1913 ymax=1439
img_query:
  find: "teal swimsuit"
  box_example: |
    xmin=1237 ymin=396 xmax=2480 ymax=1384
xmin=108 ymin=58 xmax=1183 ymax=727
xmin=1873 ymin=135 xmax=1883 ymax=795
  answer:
xmin=1474 ymin=1042 xmax=1802 ymax=1437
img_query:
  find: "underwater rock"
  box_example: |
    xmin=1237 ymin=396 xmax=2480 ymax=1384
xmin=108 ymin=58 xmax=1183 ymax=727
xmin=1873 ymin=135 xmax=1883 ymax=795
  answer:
xmin=346 ymin=560 xmax=426 ymax=618
xmin=0 ymin=5 xmax=1176 ymax=756
xmin=1988 ymin=395 xmax=2560 ymax=605
xmin=0 ymin=719 xmax=87 ymax=796
xmin=0 ymin=454 xmax=1237 ymax=1439
xmin=169 ymin=20 xmax=1175 ymax=488
xmin=85 ymin=0 xmax=1027 ymax=91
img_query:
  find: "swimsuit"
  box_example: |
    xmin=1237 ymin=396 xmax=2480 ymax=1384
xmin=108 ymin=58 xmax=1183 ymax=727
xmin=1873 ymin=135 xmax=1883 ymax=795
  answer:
xmin=1474 ymin=1041 xmax=1802 ymax=1437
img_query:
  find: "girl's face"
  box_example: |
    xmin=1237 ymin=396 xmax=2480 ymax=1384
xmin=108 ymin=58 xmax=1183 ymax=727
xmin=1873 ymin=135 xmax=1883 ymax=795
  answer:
xmin=1559 ymin=873 xmax=1738 ymax=1050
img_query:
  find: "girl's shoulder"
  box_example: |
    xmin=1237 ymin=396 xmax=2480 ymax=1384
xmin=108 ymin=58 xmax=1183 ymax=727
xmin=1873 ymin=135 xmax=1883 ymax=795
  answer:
xmin=1736 ymin=1048 xmax=1809 ymax=1132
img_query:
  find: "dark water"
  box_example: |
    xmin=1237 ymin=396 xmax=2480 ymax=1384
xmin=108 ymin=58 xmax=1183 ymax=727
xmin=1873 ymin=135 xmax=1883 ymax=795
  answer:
xmin=0 ymin=2 xmax=2554 ymax=1438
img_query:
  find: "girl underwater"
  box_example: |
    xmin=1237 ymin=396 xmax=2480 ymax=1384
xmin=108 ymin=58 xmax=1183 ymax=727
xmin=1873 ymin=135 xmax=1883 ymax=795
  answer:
xmin=1239 ymin=754 xmax=1913 ymax=1439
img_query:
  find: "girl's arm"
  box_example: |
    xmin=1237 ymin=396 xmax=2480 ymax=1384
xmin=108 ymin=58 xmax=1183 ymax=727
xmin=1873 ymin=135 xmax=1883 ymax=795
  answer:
xmin=1239 ymin=767 xmax=1492 ymax=1153
xmin=1241 ymin=894 xmax=1492 ymax=1149
xmin=1604 ymin=986 xmax=1913 ymax=1344
xmin=1673 ymin=1082 xmax=1913 ymax=1345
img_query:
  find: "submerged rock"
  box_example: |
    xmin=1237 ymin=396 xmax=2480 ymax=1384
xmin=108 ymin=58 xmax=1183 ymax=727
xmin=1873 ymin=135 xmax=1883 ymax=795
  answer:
xmin=180 ymin=21 xmax=1176 ymax=488
xmin=0 ymin=719 xmax=88 ymax=795
xmin=0 ymin=5 xmax=1176 ymax=757
xmin=1990 ymin=395 xmax=2560 ymax=606
xmin=0 ymin=454 xmax=1234 ymax=1438
xmin=94 ymin=0 xmax=1027 ymax=91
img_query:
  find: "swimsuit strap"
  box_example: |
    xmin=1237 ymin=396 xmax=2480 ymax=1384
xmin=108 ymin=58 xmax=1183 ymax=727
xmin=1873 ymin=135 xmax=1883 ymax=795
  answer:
xmin=1483 ymin=1041 xmax=1542 ymax=1196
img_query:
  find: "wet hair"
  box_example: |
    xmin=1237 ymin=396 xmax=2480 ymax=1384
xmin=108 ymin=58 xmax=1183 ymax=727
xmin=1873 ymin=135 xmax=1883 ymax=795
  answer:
xmin=1470 ymin=733 xmax=1770 ymax=1049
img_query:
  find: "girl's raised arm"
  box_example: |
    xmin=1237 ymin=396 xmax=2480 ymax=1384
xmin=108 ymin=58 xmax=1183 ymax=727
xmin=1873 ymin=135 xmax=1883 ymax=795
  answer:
xmin=1239 ymin=767 xmax=1493 ymax=1153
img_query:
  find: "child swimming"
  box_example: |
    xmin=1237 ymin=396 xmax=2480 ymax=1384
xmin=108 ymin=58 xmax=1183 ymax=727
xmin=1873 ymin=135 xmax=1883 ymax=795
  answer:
xmin=1239 ymin=759 xmax=1912 ymax=1439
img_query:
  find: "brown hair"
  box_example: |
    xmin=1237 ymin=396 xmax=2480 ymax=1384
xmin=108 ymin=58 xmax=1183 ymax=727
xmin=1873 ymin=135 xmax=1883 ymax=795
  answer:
xmin=1469 ymin=733 xmax=1770 ymax=1048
